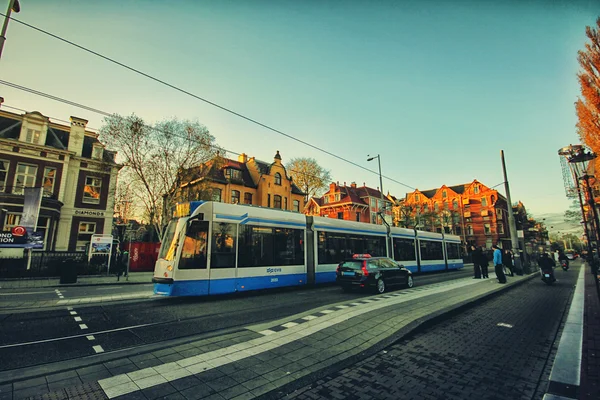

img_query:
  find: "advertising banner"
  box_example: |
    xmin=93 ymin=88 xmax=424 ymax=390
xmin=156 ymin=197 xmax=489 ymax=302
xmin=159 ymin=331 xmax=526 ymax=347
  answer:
xmin=22 ymin=187 xmax=44 ymax=249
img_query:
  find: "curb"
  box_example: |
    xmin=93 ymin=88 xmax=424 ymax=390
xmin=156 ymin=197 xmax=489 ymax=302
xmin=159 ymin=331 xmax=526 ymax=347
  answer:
xmin=260 ymin=272 xmax=539 ymax=400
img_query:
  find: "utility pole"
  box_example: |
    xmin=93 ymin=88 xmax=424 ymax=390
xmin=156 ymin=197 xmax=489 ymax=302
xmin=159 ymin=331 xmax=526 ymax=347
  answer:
xmin=501 ymin=150 xmax=524 ymax=273
xmin=0 ymin=0 xmax=20 ymax=60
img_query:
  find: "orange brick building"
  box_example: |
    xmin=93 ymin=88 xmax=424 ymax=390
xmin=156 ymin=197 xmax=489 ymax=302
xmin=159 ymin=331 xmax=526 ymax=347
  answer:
xmin=304 ymin=182 xmax=392 ymax=225
xmin=401 ymin=180 xmax=510 ymax=249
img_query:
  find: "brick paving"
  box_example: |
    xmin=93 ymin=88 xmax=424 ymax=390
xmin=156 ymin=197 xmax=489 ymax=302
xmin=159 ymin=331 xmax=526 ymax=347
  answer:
xmin=580 ymin=268 xmax=600 ymax=400
xmin=0 ymin=273 xmax=153 ymax=289
xmin=282 ymin=269 xmax=578 ymax=400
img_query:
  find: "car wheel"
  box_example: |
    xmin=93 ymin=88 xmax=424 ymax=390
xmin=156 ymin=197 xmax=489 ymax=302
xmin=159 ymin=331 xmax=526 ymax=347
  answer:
xmin=406 ymin=276 xmax=414 ymax=288
xmin=376 ymin=278 xmax=386 ymax=294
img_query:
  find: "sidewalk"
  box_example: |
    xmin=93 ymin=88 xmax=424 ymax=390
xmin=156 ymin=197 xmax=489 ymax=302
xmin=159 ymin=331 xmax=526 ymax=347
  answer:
xmin=581 ymin=266 xmax=600 ymax=399
xmin=0 ymin=272 xmax=154 ymax=289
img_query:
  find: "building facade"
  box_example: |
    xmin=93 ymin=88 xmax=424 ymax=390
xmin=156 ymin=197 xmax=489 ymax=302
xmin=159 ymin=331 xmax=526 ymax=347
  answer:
xmin=304 ymin=182 xmax=393 ymax=224
xmin=174 ymin=151 xmax=305 ymax=212
xmin=0 ymin=108 xmax=120 ymax=252
xmin=401 ymin=180 xmax=510 ymax=249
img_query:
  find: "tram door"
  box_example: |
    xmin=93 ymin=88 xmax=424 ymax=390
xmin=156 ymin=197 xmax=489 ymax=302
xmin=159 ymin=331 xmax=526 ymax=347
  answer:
xmin=208 ymin=222 xmax=237 ymax=295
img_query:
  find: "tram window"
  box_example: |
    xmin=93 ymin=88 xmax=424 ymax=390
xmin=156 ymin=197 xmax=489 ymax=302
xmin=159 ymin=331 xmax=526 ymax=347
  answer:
xmin=318 ymin=231 xmax=347 ymax=264
xmin=273 ymin=228 xmax=304 ymax=265
xmin=159 ymin=220 xmax=179 ymax=261
xmin=179 ymin=220 xmax=209 ymax=269
xmin=393 ymin=238 xmax=416 ymax=261
xmin=211 ymin=223 xmax=236 ymax=268
xmin=346 ymin=235 xmax=365 ymax=258
xmin=446 ymin=243 xmax=461 ymax=259
xmin=419 ymin=240 xmax=444 ymax=261
xmin=364 ymin=236 xmax=386 ymax=257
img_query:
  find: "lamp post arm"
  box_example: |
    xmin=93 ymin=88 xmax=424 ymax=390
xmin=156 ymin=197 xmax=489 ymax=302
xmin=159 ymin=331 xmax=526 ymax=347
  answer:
xmin=0 ymin=0 xmax=17 ymax=60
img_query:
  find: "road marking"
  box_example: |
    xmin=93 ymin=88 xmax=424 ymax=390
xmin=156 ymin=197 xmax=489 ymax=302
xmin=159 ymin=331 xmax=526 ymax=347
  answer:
xmin=302 ymin=315 xmax=318 ymax=321
xmin=497 ymin=323 xmax=513 ymax=328
xmin=258 ymin=329 xmax=276 ymax=336
xmin=281 ymin=322 xmax=298 ymax=328
xmin=93 ymin=345 xmax=104 ymax=353
xmin=86 ymin=336 xmax=95 ymax=340
xmin=59 ymin=296 xmax=64 ymax=299
xmin=56 ymin=292 xmax=154 ymax=304
xmin=79 ymin=324 xmax=88 ymax=329
xmin=335 ymin=305 xmax=349 ymax=309
xmin=70 ymin=311 xmax=77 ymax=315
xmin=97 ymin=287 xmax=123 ymax=290
xmin=99 ymin=277 xmax=485 ymax=398
xmin=0 ymin=291 xmax=57 ymax=296
xmin=74 ymin=317 xmax=82 ymax=322
xmin=67 ymin=307 xmax=73 ymax=311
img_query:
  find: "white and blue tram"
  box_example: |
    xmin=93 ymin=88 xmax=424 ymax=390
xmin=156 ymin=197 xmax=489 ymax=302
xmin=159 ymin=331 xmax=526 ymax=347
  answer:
xmin=153 ymin=201 xmax=464 ymax=297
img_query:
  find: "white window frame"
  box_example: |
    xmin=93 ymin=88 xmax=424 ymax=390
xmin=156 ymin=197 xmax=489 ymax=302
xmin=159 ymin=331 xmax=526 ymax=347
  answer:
xmin=13 ymin=163 xmax=38 ymax=195
xmin=0 ymin=159 xmax=8 ymax=192
xmin=83 ymin=176 xmax=102 ymax=204
xmin=474 ymin=186 xmax=480 ymax=194
xmin=293 ymin=200 xmax=300 ymax=212
xmin=484 ymin=223 xmax=491 ymax=235
xmin=26 ymin=129 xmax=41 ymax=144
xmin=274 ymin=172 xmax=282 ymax=185
xmin=76 ymin=222 xmax=96 ymax=252
xmin=498 ymin=224 xmax=505 ymax=234
xmin=481 ymin=197 xmax=487 ymax=207
xmin=43 ymin=167 xmax=56 ymax=197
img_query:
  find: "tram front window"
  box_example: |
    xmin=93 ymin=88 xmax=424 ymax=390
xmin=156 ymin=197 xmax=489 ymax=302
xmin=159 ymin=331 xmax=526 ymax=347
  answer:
xmin=179 ymin=220 xmax=209 ymax=269
xmin=159 ymin=219 xmax=180 ymax=261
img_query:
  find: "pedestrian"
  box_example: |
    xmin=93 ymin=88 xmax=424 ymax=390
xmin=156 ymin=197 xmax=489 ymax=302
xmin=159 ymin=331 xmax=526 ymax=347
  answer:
xmin=479 ymin=247 xmax=490 ymax=278
xmin=493 ymin=245 xmax=507 ymax=283
xmin=121 ymin=250 xmax=130 ymax=279
xmin=503 ymin=249 xmax=515 ymax=277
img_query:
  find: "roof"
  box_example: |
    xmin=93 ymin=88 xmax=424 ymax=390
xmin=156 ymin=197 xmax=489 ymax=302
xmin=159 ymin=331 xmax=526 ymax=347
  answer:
xmin=317 ymin=183 xmax=389 ymax=208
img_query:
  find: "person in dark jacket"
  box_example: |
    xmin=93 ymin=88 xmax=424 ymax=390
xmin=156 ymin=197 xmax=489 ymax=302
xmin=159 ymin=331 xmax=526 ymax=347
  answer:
xmin=539 ymin=253 xmax=556 ymax=282
xmin=479 ymin=247 xmax=489 ymax=278
xmin=471 ymin=245 xmax=482 ymax=279
xmin=503 ymin=249 xmax=515 ymax=277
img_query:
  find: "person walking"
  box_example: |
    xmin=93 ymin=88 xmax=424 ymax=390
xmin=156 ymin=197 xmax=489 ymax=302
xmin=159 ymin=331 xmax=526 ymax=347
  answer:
xmin=493 ymin=245 xmax=507 ymax=283
xmin=471 ymin=245 xmax=482 ymax=279
xmin=503 ymin=249 xmax=515 ymax=277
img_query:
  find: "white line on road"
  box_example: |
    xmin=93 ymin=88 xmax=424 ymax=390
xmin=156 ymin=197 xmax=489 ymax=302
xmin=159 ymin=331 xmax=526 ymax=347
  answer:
xmin=79 ymin=324 xmax=88 ymax=329
xmin=93 ymin=345 xmax=104 ymax=353
xmin=74 ymin=317 xmax=82 ymax=322
xmin=86 ymin=336 xmax=95 ymax=340
xmin=70 ymin=311 xmax=77 ymax=315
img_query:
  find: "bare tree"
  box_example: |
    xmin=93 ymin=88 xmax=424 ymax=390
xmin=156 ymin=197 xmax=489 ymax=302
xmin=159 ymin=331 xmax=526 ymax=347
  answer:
xmin=286 ymin=157 xmax=332 ymax=202
xmin=396 ymin=203 xmax=416 ymax=228
xmin=100 ymin=114 xmax=221 ymax=241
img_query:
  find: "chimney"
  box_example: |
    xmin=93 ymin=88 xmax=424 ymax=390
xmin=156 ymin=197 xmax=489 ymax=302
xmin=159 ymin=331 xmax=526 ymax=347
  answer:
xmin=343 ymin=182 xmax=346 ymax=186
xmin=238 ymin=153 xmax=248 ymax=163
xmin=329 ymin=182 xmax=336 ymax=192
xmin=274 ymin=150 xmax=281 ymax=162
xmin=68 ymin=116 xmax=88 ymax=157
xmin=351 ymin=182 xmax=357 ymax=188
xmin=0 ymin=97 xmax=3 ymax=108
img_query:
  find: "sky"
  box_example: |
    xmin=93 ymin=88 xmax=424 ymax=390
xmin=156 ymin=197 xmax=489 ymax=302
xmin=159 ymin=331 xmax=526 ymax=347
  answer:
xmin=0 ymin=0 xmax=598 ymax=218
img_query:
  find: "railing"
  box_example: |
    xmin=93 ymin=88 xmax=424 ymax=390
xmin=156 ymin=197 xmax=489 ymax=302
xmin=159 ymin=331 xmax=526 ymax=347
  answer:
xmin=0 ymin=251 xmax=103 ymax=279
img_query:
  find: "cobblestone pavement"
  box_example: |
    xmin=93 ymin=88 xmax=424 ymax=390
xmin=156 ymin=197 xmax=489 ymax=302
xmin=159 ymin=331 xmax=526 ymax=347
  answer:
xmin=282 ymin=268 xmax=578 ymax=400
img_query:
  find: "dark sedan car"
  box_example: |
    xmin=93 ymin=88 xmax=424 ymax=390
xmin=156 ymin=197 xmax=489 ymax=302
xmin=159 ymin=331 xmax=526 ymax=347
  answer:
xmin=336 ymin=254 xmax=413 ymax=294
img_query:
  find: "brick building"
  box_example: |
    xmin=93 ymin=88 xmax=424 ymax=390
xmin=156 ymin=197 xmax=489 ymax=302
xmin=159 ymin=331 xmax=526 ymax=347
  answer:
xmin=0 ymin=107 xmax=120 ymax=252
xmin=401 ymin=180 xmax=510 ymax=249
xmin=174 ymin=151 xmax=305 ymax=212
xmin=304 ymin=182 xmax=393 ymax=225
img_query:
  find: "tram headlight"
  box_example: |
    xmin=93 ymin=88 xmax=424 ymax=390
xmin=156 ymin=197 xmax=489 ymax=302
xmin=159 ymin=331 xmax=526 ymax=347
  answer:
xmin=167 ymin=265 xmax=173 ymax=271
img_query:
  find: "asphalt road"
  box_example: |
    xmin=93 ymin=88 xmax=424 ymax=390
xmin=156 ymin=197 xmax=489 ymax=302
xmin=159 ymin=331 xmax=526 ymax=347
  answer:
xmin=0 ymin=268 xmax=472 ymax=371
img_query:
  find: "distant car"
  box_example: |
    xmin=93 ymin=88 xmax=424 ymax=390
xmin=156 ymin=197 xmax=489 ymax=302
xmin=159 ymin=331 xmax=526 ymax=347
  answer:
xmin=336 ymin=254 xmax=413 ymax=294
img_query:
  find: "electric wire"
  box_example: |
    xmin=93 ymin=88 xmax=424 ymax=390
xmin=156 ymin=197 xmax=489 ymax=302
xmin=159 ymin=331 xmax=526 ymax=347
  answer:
xmin=0 ymin=12 xmax=415 ymax=190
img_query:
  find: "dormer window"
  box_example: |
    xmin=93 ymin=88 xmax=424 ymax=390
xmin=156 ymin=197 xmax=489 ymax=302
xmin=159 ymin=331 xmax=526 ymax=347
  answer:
xmin=415 ymin=194 xmax=420 ymax=202
xmin=274 ymin=172 xmax=282 ymax=185
xmin=92 ymin=144 xmax=103 ymax=160
xmin=474 ymin=185 xmax=480 ymax=194
xmin=26 ymin=129 xmax=41 ymax=144
xmin=442 ymin=190 xmax=447 ymax=198
xmin=225 ymin=168 xmax=242 ymax=181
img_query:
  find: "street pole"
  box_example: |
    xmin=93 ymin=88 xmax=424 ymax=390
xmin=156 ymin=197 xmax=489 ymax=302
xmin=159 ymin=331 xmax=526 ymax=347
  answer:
xmin=0 ymin=0 xmax=20 ymax=60
xmin=501 ymin=150 xmax=524 ymax=273
xmin=367 ymin=154 xmax=385 ymax=225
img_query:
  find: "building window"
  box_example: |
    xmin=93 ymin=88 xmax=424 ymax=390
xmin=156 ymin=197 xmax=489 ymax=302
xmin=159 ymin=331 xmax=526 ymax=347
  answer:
xmin=244 ymin=192 xmax=252 ymax=205
xmin=335 ymin=193 xmax=340 ymax=201
xmin=0 ymin=160 xmax=8 ymax=192
xmin=26 ymin=129 xmax=41 ymax=144
xmin=442 ymin=190 xmax=447 ymax=198
xmin=337 ymin=212 xmax=343 ymax=219
xmin=274 ymin=195 xmax=282 ymax=209
xmin=371 ymin=212 xmax=377 ymax=224
xmin=268 ymin=194 xmax=271 ymax=207
xmin=274 ymin=173 xmax=282 ymax=185
xmin=231 ymin=190 xmax=240 ymax=204
xmin=497 ymin=209 xmax=503 ymax=220
xmin=452 ymin=199 xmax=458 ymax=209
xmin=43 ymin=167 xmax=56 ymax=197
xmin=323 ymin=196 xmax=329 ymax=204
xmin=13 ymin=163 xmax=38 ymax=195
xmin=498 ymin=224 xmax=505 ymax=234
xmin=423 ymin=204 xmax=429 ymax=212
xmin=415 ymin=194 xmax=420 ymax=202
xmin=284 ymin=197 xmax=288 ymax=210
xmin=83 ymin=176 xmax=102 ymax=204
xmin=474 ymin=185 xmax=480 ymax=194
xmin=370 ymin=198 xmax=376 ymax=208
xmin=443 ymin=201 xmax=448 ymax=210
xmin=356 ymin=212 xmax=360 ymax=222
xmin=212 ymin=188 xmax=222 ymax=202
xmin=225 ymin=168 xmax=242 ymax=181
xmin=4 ymin=213 xmax=21 ymax=230
xmin=77 ymin=222 xmax=96 ymax=252
xmin=484 ymin=224 xmax=491 ymax=235
xmin=92 ymin=146 xmax=103 ymax=160
xmin=467 ymin=225 xmax=473 ymax=235
xmin=434 ymin=202 xmax=439 ymax=212
xmin=481 ymin=197 xmax=487 ymax=207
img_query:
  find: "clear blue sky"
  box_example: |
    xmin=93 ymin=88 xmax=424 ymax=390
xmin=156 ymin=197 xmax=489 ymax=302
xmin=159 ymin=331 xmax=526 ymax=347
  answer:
xmin=0 ymin=0 xmax=597 ymax=217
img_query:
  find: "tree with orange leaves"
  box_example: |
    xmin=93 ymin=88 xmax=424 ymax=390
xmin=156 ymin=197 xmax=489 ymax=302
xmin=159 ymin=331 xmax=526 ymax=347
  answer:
xmin=576 ymin=17 xmax=600 ymax=158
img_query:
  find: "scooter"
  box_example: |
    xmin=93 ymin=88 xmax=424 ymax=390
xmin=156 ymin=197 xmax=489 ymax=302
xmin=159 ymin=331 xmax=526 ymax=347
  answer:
xmin=540 ymin=267 xmax=556 ymax=285
xmin=560 ymin=260 xmax=569 ymax=271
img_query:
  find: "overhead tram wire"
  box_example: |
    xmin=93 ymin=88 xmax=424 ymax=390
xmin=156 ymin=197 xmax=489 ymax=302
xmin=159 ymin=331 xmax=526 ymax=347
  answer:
xmin=0 ymin=13 xmax=415 ymax=191
xmin=1 ymin=98 xmax=328 ymax=183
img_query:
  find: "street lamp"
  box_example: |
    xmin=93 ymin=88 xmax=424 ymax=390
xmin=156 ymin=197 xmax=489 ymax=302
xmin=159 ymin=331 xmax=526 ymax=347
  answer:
xmin=367 ymin=154 xmax=385 ymax=225
xmin=0 ymin=0 xmax=21 ymax=60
